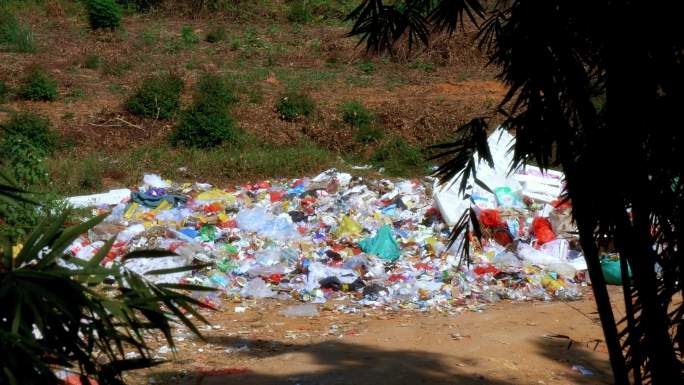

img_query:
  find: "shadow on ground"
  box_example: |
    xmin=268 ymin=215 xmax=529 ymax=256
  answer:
xmin=148 ymin=333 xmax=614 ymax=385
xmin=149 ymin=336 xmax=514 ymax=385
xmin=532 ymin=335 xmax=613 ymax=385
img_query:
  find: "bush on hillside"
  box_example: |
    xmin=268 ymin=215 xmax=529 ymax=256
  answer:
xmin=339 ymin=100 xmax=374 ymax=128
xmin=86 ymin=0 xmax=122 ymax=30
xmin=275 ymin=91 xmax=315 ymax=121
xmin=170 ymin=103 xmax=240 ymax=149
xmin=19 ymin=68 xmax=58 ymax=101
xmin=126 ymin=73 xmax=183 ymax=119
xmin=0 ymin=112 xmax=57 ymax=153
xmin=195 ymin=72 xmax=238 ymax=108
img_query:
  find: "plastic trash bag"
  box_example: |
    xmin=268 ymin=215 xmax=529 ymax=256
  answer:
xmin=359 ymin=224 xmax=401 ymax=261
xmin=335 ymin=215 xmax=363 ymax=237
xmin=240 ymin=278 xmax=275 ymax=298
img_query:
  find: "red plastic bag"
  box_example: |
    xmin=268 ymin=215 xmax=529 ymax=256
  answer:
xmin=479 ymin=209 xmax=504 ymax=228
xmin=532 ymin=217 xmax=556 ymax=244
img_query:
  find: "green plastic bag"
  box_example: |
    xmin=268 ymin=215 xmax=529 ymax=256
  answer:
xmin=600 ymin=257 xmax=631 ymax=285
xmin=359 ymin=224 xmax=401 ymax=261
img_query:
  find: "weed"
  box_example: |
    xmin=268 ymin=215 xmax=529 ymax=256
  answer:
xmin=84 ymin=54 xmax=102 ymax=69
xmin=0 ymin=9 xmax=36 ymax=52
xmin=170 ymin=103 xmax=241 ymax=149
xmin=61 ymin=112 xmax=75 ymax=121
xmin=140 ymin=28 xmax=158 ymax=46
xmin=86 ymin=0 xmax=122 ymax=30
xmin=275 ymin=91 xmax=315 ymax=121
xmin=409 ymin=58 xmax=435 ymax=72
xmin=287 ymin=0 xmax=313 ymax=24
xmin=371 ymin=136 xmax=427 ymax=176
xmin=339 ymin=100 xmax=374 ymax=128
xmin=181 ymin=25 xmax=199 ymax=45
xmin=126 ymin=73 xmax=183 ymax=119
xmin=195 ymin=72 xmax=239 ymax=108
xmin=205 ymin=26 xmax=226 ymax=43
xmin=357 ymin=60 xmax=375 ymax=74
xmin=19 ymin=68 xmax=58 ymax=101
xmin=65 ymin=88 xmax=86 ymax=102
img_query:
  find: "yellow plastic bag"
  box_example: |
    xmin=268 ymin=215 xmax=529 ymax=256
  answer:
xmin=336 ymin=215 xmax=363 ymax=237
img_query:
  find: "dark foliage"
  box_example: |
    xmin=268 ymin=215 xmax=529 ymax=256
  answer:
xmin=348 ymin=1 xmax=684 ymax=383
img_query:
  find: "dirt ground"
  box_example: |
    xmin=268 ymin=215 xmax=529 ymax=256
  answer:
xmin=127 ymin=287 xmax=620 ymax=385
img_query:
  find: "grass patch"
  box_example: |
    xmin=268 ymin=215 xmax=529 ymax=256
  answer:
xmin=371 ymin=136 xmax=428 ymax=176
xmin=275 ymin=90 xmax=315 ymax=121
xmin=48 ymin=141 xmax=338 ymax=194
xmin=0 ymin=8 xmax=36 ymax=52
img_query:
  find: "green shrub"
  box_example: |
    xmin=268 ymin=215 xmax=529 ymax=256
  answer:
xmin=86 ymin=0 xmax=122 ymax=30
xmin=0 ymin=80 xmax=8 ymax=102
xmin=287 ymin=0 xmax=314 ymax=24
xmin=19 ymin=68 xmax=58 ymax=101
xmin=372 ymin=136 xmax=427 ymax=176
xmin=181 ymin=26 xmax=199 ymax=46
xmin=84 ymin=54 xmax=102 ymax=69
xmin=275 ymin=91 xmax=315 ymax=121
xmin=339 ymin=100 xmax=374 ymax=128
xmin=170 ymin=103 xmax=240 ymax=149
xmin=0 ymin=9 xmax=36 ymax=53
xmin=195 ymin=72 xmax=238 ymax=108
xmin=0 ymin=112 xmax=57 ymax=153
xmin=205 ymin=26 xmax=226 ymax=43
xmin=126 ymin=73 xmax=183 ymax=119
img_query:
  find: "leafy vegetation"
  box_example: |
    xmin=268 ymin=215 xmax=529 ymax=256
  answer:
xmin=126 ymin=73 xmax=183 ymax=119
xmin=0 ymin=210 xmax=212 ymax=385
xmin=0 ymin=8 xmax=36 ymax=53
xmin=19 ymin=68 xmax=58 ymax=101
xmin=0 ymin=112 xmax=59 ymax=238
xmin=170 ymin=102 xmax=240 ymax=149
xmin=180 ymin=25 xmax=199 ymax=45
xmin=348 ymin=0 xmax=684 ymax=382
xmin=86 ymin=0 xmax=122 ymax=30
xmin=275 ymin=90 xmax=315 ymax=121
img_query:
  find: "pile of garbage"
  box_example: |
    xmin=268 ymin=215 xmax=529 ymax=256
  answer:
xmin=66 ymin=130 xmax=588 ymax=313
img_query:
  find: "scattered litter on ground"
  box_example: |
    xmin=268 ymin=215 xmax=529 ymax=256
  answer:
xmin=66 ymin=130 xmax=589 ymax=314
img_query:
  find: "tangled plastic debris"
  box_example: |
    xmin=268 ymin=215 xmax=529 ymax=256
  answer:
xmin=66 ymin=132 xmax=588 ymax=313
